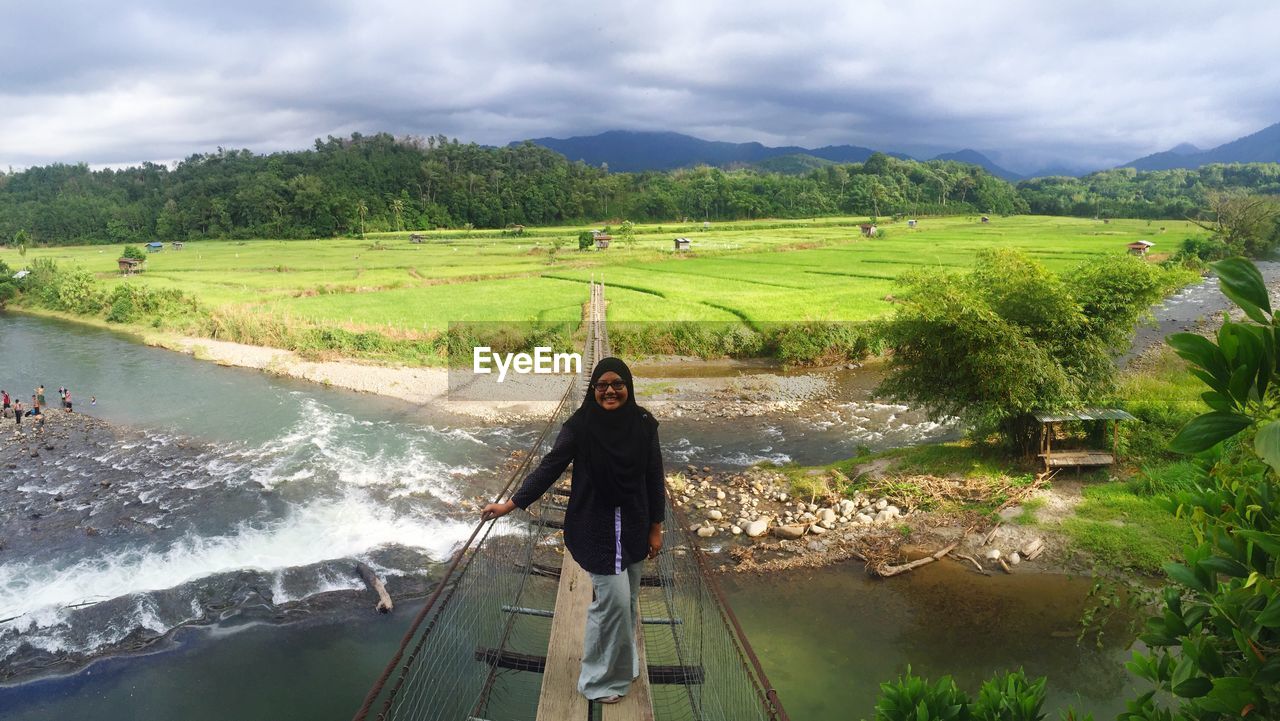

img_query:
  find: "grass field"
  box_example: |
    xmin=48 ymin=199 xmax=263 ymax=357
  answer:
xmin=1 ymin=216 xmax=1207 ymax=338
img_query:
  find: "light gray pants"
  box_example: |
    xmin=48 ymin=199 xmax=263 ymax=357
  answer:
xmin=578 ymin=561 xmax=643 ymax=699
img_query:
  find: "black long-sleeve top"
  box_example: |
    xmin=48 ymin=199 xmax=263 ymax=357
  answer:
xmin=511 ymin=419 xmax=666 ymax=575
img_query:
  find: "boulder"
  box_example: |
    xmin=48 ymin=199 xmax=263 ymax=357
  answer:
xmin=855 ymin=513 xmax=873 ymax=524
xmin=708 ymin=509 xmax=724 ymax=521
xmin=730 ymin=525 xmax=743 ymax=535
xmin=816 ymin=508 xmax=837 ymax=524
xmin=984 ymin=548 xmax=1002 ymax=561
xmin=745 ymin=519 xmax=770 ymax=538
xmin=696 ymin=526 xmax=716 ymax=538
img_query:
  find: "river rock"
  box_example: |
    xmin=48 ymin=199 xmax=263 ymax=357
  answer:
xmin=772 ymin=524 xmax=806 ymax=540
xmin=745 ymin=519 xmax=770 ymax=537
xmin=874 ymin=499 xmax=889 ymax=511
xmin=696 ymin=526 xmax=716 ymax=538
xmin=855 ymin=513 xmax=872 ymax=524
xmin=984 ymin=548 xmax=1002 ymax=561
xmin=816 ymin=508 xmax=837 ymax=524
xmin=809 ymin=523 xmax=827 ymax=534
xmin=708 ymin=509 xmax=724 ymax=521
xmin=883 ymin=505 xmax=901 ymax=519
xmin=837 ymin=499 xmax=856 ymax=516
xmin=716 ymin=490 xmax=726 ymax=500
xmin=807 ymin=503 xmax=819 ymax=513
xmin=806 ymin=540 xmax=827 ymax=552
xmin=1009 ymin=551 xmax=1021 ymax=565
xmin=731 ymin=525 xmax=743 ymax=535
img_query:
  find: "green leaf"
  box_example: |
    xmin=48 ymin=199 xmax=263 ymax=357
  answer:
xmin=1258 ymin=597 xmax=1280 ymax=628
xmin=1199 ymin=556 xmax=1249 ymax=578
xmin=1200 ymin=676 xmax=1256 ymax=715
xmin=1164 ymin=562 xmax=1208 ymax=592
xmin=1254 ymin=421 xmax=1280 ymax=472
xmin=1168 ymin=332 xmax=1230 ymax=379
xmin=1237 ymin=530 xmax=1280 ymax=556
xmin=1212 ymin=257 xmax=1271 ymax=322
xmin=1201 ymin=391 xmax=1233 ymax=412
xmin=1169 ymin=412 xmax=1253 ymax=453
xmin=1171 ymin=676 xmax=1212 ymax=698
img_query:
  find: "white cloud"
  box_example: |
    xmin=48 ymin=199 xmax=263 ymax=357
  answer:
xmin=1 ymin=0 xmax=1278 ymax=172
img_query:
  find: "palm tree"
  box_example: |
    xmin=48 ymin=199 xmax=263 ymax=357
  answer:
xmin=356 ymin=200 xmax=368 ymax=239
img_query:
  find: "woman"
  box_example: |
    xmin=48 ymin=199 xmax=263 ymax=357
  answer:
xmin=482 ymin=357 xmax=665 ymax=704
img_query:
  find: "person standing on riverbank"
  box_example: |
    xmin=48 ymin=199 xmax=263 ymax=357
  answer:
xmin=481 ymin=357 xmax=666 ymax=705
xmin=13 ymin=398 xmax=22 ymax=426
xmin=36 ymin=385 xmax=45 ymax=409
xmin=1 ymin=389 xmax=9 ymax=411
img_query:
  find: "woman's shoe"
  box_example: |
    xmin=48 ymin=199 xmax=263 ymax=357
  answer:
xmin=596 ymin=695 xmax=623 ymax=704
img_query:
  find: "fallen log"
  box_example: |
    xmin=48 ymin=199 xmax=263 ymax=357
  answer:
xmin=875 ymin=541 xmax=960 ymax=578
xmin=355 ymin=562 xmax=394 ymax=613
xmin=998 ymin=558 xmax=1013 ymax=574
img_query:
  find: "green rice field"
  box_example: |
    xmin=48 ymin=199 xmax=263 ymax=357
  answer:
xmin=1 ymin=215 xmax=1206 ymax=333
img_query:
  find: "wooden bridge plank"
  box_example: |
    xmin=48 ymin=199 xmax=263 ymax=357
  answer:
xmin=535 ymin=553 xmax=592 ymax=721
xmin=603 ymin=618 xmax=656 ymax=721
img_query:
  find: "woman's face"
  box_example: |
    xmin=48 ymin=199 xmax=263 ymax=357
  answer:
xmin=593 ymin=371 xmax=628 ymax=411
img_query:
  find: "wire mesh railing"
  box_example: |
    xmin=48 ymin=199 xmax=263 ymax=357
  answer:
xmin=354 ymin=282 xmax=788 ymax=721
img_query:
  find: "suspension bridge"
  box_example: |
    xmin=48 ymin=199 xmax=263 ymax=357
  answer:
xmin=352 ymin=282 xmax=789 ymax=721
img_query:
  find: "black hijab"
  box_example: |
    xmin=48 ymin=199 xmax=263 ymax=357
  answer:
xmin=565 ymin=357 xmax=656 ymax=506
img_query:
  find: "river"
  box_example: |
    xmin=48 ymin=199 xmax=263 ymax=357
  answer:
xmin=1 ymin=312 xmax=1157 ymax=719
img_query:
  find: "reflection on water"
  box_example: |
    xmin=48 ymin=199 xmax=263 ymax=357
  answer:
xmin=722 ymin=560 xmax=1146 ymax=720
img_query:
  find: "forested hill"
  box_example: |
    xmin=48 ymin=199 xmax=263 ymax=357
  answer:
xmin=1 ymin=132 xmax=1278 ymax=246
xmin=0 ymin=134 xmax=1025 ymax=245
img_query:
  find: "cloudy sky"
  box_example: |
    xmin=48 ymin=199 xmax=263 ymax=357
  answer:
xmin=3 ymin=0 xmax=1279 ymax=174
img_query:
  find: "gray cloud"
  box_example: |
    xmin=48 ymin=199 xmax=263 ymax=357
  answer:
xmin=2 ymin=0 xmax=1279 ymax=173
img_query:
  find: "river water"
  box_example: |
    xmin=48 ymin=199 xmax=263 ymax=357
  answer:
xmin=0 ymin=312 xmax=1154 ymax=719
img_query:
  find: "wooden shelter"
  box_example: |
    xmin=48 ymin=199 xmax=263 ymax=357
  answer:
xmin=673 ymin=237 xmax=691 ymax=251
xmin=172 ymin=241 xmax=184 ymax=250
xmin=858 ymin=223 xmax=879 ymax=237
xmin=409 ymin=233 xmax=426 ymax=243
xmin=146 ymin=242 xmax=163 ymax=253
xmin=1127 ymin=240 xmax=1154 ymax=256
xmin=980 ymin=215 xmax=990 ymax=223
xmin=907 ymin=219 xmax=917 ymax=228
xmin=117 ymin=257 xmax=142 ymax=275
xmin=1035 ymin=408 xmax=1137 ymax=471
xmin=594 ymin=235 xmax=612 ymax=249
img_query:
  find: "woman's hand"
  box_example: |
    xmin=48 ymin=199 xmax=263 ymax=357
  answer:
xmin=481 ymin=499 xmax=517 ymax=521
xmin=648 ymin=524 xmax=663 ymax=559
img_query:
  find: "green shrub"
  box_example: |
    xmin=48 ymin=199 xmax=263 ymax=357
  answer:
xmin=971 ymin=670 xmax=1047 ymax=721
xmin=121 ymin=244 xmax=147 ymax=261
xmin=577 ymin=231 xmax=594 ymax=250
xmin=874 ymin=668 xmax=970 ymax=721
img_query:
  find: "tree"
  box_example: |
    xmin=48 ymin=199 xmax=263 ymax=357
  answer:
xmin=355 ymin=199 xmax=368 ymax=239
xmin=878 ymin=250 xmax=1167 ymax=451
xmin=1188 ymin=192 xmax=1280 ymax=257
xmin=121 ymin=244 xmax=146 ymax=261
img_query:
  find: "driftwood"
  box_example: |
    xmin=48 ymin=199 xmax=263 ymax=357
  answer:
xmin=874 ymin=541 xmax=960 ymax=577
xmin=998 ymin=558 xmax=1013 ymax=574
xmin=950 ymin=552 xmax=989 ymax=576
xmin=1022 ymin=538 xmax=1045 ymax=561
xmin=983 ymin=523 xmax=1002 ymax=546
xmin=355 ymin=562 xmax=394 ymax=613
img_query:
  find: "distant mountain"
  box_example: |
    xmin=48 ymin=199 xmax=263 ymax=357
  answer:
xmin=521 ymin=130 xmax=891 ymax=172
xmin=752 ymin=153 xmax=835 ymax=174
xmin=1124 ymin=122 xmax=1280 ymax=170
xmin=930 ymin=149 xmax=1022 ymax=181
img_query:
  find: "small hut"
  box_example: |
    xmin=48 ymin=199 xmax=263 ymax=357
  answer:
xmin=859 ymin=224 xmax=878 ymax=237
xmin=674 ymin=237 xmax=691 ymax=251
xmin=1127 ymin=240 xmax=1154 ymax=256
xmin=146 ymin=242 xmax=164 ymax=253
xmin=980 ymin=216 xmax=990 ymax=223
xmin=172 ymin=241 xmax=184 ymax=250
xmin=907 ymin=219 xmax=917 ymax=228
xmin=117 ymin=257 xmax=142 ymax=275
xmin=594 ymin=234 xmax=612 ymax=249
xmin=409 ymin=233 xmax=426 ymax=244
xmin=1035 ymin=408 xmax=1137 ymax=471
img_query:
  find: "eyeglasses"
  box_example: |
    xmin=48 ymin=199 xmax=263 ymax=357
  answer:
xmin=593 ymin=380 xmax=627 ymax=392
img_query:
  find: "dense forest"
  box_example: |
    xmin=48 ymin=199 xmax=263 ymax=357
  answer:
xmin=0 ymin=132 xmax=1277 ymax=245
